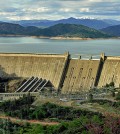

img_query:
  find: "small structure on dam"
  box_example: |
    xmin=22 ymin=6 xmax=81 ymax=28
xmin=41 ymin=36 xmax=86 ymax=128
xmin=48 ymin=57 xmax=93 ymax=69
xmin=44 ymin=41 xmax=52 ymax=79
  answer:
xmin=0 ymin=52 xmax=120 ymax=96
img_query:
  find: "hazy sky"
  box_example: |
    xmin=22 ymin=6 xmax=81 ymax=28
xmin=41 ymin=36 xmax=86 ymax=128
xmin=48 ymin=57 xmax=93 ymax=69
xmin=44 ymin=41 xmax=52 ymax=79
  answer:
xmin=0 ymin=0 xmax=120 ymax=21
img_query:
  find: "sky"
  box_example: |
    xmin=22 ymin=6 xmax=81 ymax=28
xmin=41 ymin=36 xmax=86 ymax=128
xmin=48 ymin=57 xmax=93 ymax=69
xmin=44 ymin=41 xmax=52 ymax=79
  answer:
xmin=0 ymin=0 xmax=120 ymax=21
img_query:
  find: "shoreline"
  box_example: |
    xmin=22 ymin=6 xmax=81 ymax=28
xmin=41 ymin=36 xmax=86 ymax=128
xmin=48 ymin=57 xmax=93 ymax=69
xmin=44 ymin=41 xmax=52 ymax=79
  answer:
xmin=49 ymin=37 xmax=93 ymax=40
xmin=0 ymin=34 xmax=119 ymax=40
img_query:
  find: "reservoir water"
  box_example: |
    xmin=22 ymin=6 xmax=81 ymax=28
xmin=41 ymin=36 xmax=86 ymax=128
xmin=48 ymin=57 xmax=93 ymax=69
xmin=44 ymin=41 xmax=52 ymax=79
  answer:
xmin=0 ymin=37 xmax=119 ymax=56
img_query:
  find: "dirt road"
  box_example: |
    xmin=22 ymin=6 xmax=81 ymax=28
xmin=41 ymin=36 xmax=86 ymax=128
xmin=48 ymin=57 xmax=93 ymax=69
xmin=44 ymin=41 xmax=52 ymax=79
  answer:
xmin=0 ymin=116 xmax=59 ymax=126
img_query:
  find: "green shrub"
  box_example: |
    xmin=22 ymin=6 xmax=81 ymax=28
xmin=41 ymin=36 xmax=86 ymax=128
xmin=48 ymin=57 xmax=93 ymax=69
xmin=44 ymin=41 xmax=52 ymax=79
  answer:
xmin=116 ymin=92 xmax=120 ymax=100
xmin=88 ymin=93 xmax=93 ymax=102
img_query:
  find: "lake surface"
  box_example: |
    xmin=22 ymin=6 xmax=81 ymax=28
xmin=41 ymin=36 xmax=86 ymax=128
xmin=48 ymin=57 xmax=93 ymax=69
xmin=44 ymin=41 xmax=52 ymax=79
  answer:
xmin=0 ymin=37 xmax=119 ymax=57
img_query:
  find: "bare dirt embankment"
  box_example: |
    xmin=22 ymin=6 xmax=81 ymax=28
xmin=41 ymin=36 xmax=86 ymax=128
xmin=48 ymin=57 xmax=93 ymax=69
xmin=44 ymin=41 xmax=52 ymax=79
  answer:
xmin=0 ymin=116 xmax=59 ymax=126
xmin=25 ymin=36 xmax=120 ymax=40
xmin=0 ymin=35 xmax=119 ymax=40
xmin=49 ymin=36 xmax=92 ymax=40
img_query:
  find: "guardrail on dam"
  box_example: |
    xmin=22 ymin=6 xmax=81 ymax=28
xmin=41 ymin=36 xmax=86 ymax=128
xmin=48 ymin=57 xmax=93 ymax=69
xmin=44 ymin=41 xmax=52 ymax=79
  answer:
xmin=0 ymin=53 xmax=120 ymax=94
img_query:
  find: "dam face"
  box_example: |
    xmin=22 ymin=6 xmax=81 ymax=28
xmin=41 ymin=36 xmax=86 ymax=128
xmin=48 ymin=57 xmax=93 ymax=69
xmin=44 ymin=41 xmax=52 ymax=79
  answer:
xmin=98 ymin=56 xmax=120 ymax=88
xmin=0 ymin=53 xmax=68 ymax=89
xmin=0 ymin=53 xmax=120 ymax=94
xmin=62 ymin=59 xmax=100 ymax=93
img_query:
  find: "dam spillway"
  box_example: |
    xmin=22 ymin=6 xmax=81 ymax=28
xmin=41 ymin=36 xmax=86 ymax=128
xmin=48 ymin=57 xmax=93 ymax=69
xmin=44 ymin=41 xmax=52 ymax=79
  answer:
xmin=0 ymin=53 xmax=120 ymax=94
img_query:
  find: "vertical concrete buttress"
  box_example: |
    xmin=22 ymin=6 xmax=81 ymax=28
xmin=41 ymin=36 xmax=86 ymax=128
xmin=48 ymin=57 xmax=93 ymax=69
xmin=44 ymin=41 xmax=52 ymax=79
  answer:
xmin=57 ymin=52 xmax=70 ymax=91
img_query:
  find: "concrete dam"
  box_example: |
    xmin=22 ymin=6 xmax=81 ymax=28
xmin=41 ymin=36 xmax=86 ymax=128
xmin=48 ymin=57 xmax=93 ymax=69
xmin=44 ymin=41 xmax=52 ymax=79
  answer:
xmin=0 ymin=53 xmax=120 ymax=94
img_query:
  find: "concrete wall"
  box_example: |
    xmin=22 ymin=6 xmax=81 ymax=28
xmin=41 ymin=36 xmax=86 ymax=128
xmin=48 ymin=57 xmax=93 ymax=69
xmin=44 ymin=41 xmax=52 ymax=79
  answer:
xmin=0 ymin=92 xmax=38 ymax=102
xmin=98 ymin=56 xmax=120 ymax=88
xmin=0 ymin=53 xmax=68 ymax=89
xmin=62 ymin=59 xmax=100 ymax=94
xmin=1 ymin=53 xmax=120 ymax=94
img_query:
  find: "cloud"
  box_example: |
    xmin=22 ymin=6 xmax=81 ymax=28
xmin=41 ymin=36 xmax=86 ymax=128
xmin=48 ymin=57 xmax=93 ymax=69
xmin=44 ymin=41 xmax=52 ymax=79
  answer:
xmin=59 ymin=8 xmax=74 ymax=12
xmin=22 ymin=7 xmax=50 ymax=13
xmin=0 ymin=0 xmax=119 ymax=21
xmin=79 ymin=8 xmax=90 ymax=12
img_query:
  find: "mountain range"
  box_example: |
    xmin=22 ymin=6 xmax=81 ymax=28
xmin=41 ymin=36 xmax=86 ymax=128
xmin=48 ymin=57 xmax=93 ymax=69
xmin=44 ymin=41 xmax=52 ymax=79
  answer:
xmin=10 ymin=17 xmax=120 ymax=30
xmin=0 ymin=17 xmax=120 ymax=38
xmin=100 ymin=25 xmax=120 ymax=36
xmin=0 ymin=22 xmax=38 ymax=35
xmin=0 ymin=22 xmax=111 ymax=38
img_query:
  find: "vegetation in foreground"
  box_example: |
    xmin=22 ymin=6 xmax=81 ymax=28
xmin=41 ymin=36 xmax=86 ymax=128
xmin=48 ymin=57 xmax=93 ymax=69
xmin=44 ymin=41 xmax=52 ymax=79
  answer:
xmin=0 ymin=94 xmax=120 ymax=134
xmin=0 ymin=94 xmax=102 ymax=121
xmin=0 ymin=114 xmax=120 ymax=134
xmin=80 ymin=83 xmax=120 ymax=116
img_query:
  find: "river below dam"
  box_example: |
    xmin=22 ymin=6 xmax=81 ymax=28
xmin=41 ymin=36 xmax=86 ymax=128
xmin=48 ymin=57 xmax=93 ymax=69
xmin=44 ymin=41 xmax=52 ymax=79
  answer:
xmin=0 ymin=37 xmax=119 ymax=57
